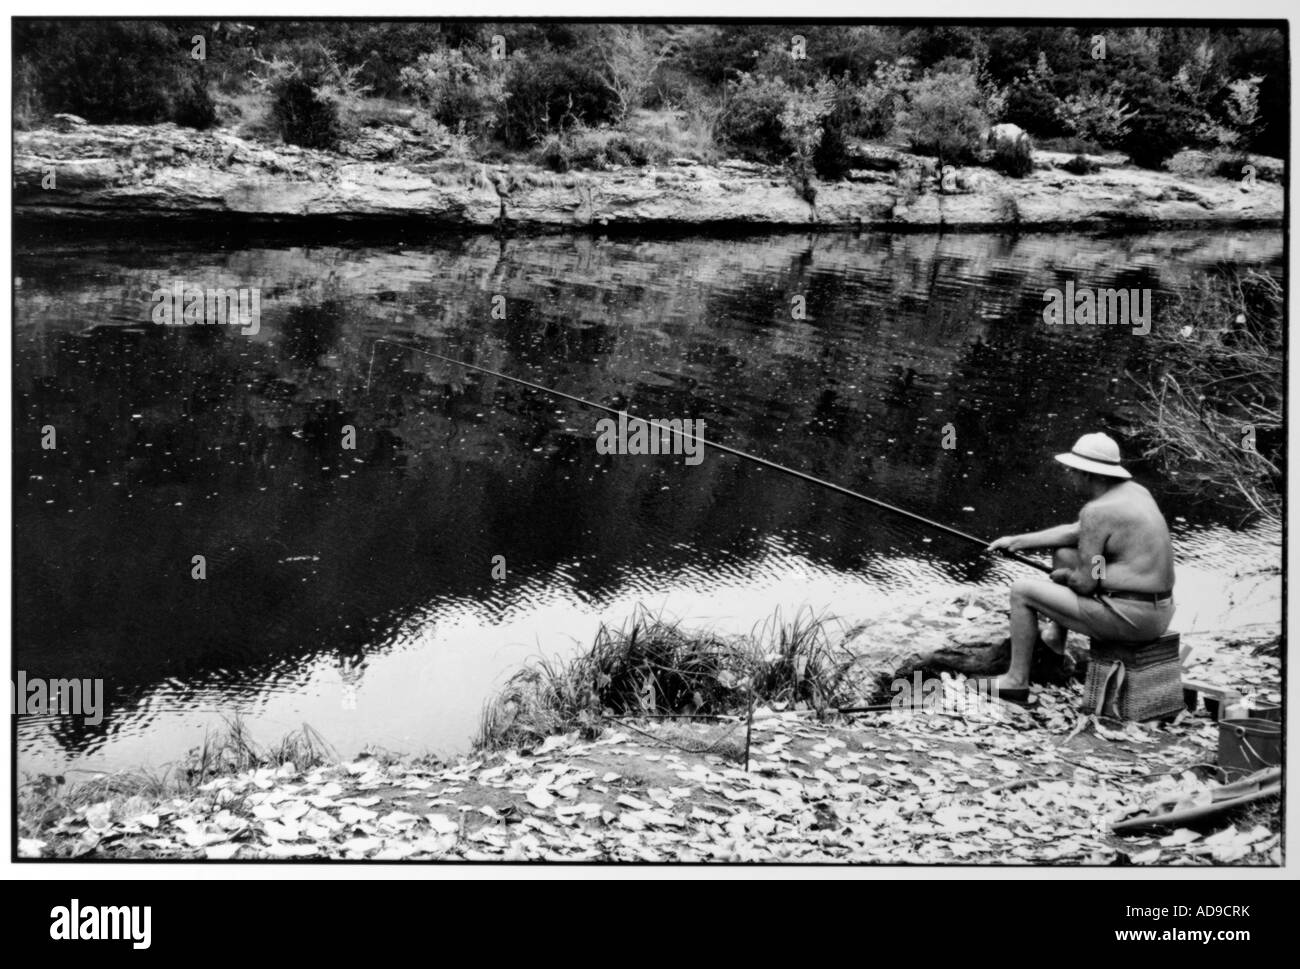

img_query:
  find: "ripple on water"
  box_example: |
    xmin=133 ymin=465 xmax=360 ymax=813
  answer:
xmin=13 ymin=229 xmax=1283 ymax=771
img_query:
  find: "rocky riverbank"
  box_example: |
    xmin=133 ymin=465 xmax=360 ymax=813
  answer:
xmin=14 ymin=119 xmax=1284 ymax=230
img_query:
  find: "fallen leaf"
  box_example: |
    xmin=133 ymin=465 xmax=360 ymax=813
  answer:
xmin=426 ymin=814 xmax=459 ymax=835
xmin=526 ymin=787 xmax=555 ymax=809
xmin=339 ymin=805 xmax=378 ymax=825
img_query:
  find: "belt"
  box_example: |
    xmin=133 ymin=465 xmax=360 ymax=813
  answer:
xmin=1097 ymin=589 xmax=1173 ymax=604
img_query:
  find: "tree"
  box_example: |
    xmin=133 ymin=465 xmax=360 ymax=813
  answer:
xmin=897 ymin=69 xmax=988 ymax=166
xmin=1210 ymin=76 xmax=1264 ymax=150
xmin=1003 ymin=52 xmax=1065 ymax=138
xmin=779 ymin=77 xmax=837 ymax=197
xmin=590 ymin=26 xmax=670 ymax=123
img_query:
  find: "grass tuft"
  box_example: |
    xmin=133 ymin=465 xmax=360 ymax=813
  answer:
xmin=184 ymin=714 xmax=339 ymax=786
xmin=477 ymin=604 xmax=862 ymax=750
xmin=18 ymin=715 xmax=340 ymax=841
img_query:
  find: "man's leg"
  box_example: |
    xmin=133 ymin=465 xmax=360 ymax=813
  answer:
xmin=1040 ymin=548 xmax=1080 ymax=654
xmin=996 ymin=567 xmax=1093 ymax=691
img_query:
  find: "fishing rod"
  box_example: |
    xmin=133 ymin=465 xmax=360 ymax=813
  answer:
xmin=367 ymin=340 xmax=1052 ymax=574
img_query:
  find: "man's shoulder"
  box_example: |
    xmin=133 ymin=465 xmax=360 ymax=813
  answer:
xmin=1082 ymin=482 xmax=1153 ymax=518
xmin=1121 ymin=480 xmax=1155 ymax=500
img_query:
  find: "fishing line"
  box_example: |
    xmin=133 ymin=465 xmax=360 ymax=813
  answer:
xmin=365 ymin=339 xmax=1051 ymax=573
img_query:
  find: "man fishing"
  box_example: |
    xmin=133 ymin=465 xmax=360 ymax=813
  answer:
xmin=398 ymin=354 xmax=1176 ymax=705
xmin=983 ymin=433 xmax=1176 ymax=705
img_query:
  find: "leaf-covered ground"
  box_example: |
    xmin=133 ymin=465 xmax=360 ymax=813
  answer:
xmin=22 ymin=635 xmax=1280 ymax=864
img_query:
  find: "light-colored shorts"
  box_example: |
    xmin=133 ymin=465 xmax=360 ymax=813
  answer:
xmin=1071 ymin=594 xmax=1175 ymax=642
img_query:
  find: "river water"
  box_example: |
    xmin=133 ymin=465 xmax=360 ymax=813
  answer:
xmin=13 ymin=227 xmax=1283 ymax=773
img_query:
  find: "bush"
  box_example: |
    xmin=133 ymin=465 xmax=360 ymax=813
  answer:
xmin=779 ymin=78 xmax=838 ymax=193
xmin=716 ymin=72 xmax=790 ymax=162
xmin=668 ymin=89 xmax=725 ymax=163
xmin=812 ymin=82 xmax=858 ymax=180
xmin=1123 ymin=120 xmax=1189 ymax=170
xmin=313 ymin=22 xmax=453 ymax=98
xmin=590 ymin=25 xmax=667 ymax=122
xmin=902 ymin=25 xmax=986 ymax=69
xmin=1055 ymin=86 xmax=1136 ymax=148
xmin=896 ymin=69 xmax=988 ymax=165
xmin=537 ymin=126 xmax=670 ymax=172
xmin=499 ymin=48 xmax=621 ymax=147
xmin=1201 ymin=75 xmax=1265 ymax=151
xmin=269 ymin=77 xmax=342 ymax=150
xmin=989 ymin=131 xmax=1033 ymax=178
xmin=1211 ymin=153 xmax=1254 ymax=182
xmin=853 ymin=59 xmax=914 ymax=139
xmin=807 ymin=26 xmax=904 ymax=84
xmin=716 ymin=72 xmax=853 ymax=184
xmin=1061 ymin=153 xmax=1100 ymax=175
xmin=172 ymin=71 xmax=219 ymax=129
xmin=13 ymin=21 xmax=216 ymax=128
xmin=253 ymin=43 xmax=370 ymax=151
xmin=398 ymin=47 xmax=503 ymax=138
xmin=1119 ymin=77 xmax=1199 ymax=169
xmin=673 ymin=25 xmax=787 ymax=87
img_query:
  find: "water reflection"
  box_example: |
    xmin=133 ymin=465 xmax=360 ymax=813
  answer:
xmin=14 ymin=228 xmax=1283 ymax=770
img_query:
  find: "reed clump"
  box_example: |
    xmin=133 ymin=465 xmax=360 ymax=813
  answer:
xmin=183 ymin=714 xmax=340 ymax=786
xmin=1131 ymin=269 xmax=1281 ymax=525
xmin=18 ymin=715 xmax=340 ymax=840
xmin=477 ymin=605 xmax=863 ymax=750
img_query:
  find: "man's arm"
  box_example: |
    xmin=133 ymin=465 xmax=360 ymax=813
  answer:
xmin=987 ymin=521 xmax=1079 ymax=553
xmin=1055 ymin=506 xmax=1107 ymax=595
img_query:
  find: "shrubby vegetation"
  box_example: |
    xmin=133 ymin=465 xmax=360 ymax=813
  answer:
xmin=1133 ymin=270 xmax=1282 ymax=525
xmin=895 ymin=68 xmax=990 ymax=166
xmin=399 ymin=47 xmax=503 ymax=140
xmin=500 ymin=47 xmax=622 ymax=147
xmin=14 ymin=21 xmax=216 ymax=129
xmin=252 ymin=43 xmax=371 ymax=150
xmin=1056 ymin=86 xmax=1138 ymax=148
xmin=14 ymin=21 xmax=1286 ymax=173
xmin=538 ymin=126 xmax=671 ymax=173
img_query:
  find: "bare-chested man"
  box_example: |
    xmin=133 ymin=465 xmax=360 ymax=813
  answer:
xmin=984 ymin=433 xmax=1175 ymax=704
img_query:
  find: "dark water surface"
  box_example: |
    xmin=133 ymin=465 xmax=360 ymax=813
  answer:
xmin=14 ymin=228 xmax=1283 ymax=772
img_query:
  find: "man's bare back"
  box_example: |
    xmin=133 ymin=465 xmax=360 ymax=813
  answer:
xmin=1075 ymin=480 xmax=1174 ymax=595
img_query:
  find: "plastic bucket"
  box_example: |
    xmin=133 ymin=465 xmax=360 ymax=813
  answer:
xmin=1248 ymin=701 xmax=1282 ymax=722
xmin=1218 ymin=717 xmax=1282 ymax=781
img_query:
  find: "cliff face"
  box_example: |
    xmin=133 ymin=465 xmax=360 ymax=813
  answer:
xmin=14 ymin=121 xmax=1284 ymax=230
